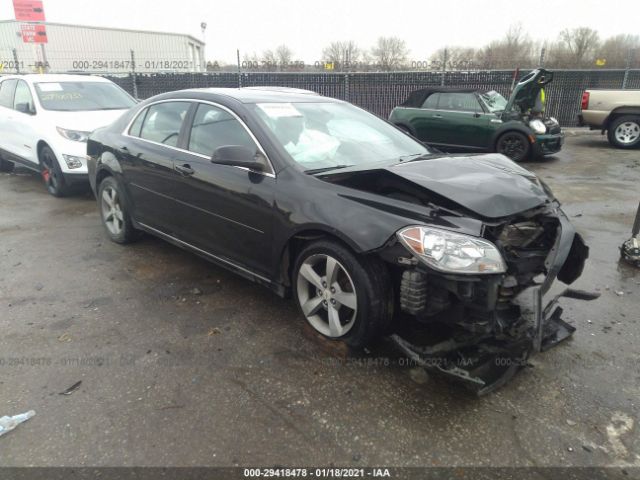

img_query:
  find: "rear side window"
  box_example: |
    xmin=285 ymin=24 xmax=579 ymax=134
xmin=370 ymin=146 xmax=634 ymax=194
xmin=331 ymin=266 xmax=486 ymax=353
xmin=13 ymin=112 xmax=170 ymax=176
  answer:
xmin=128 ymin=109 xmax=147 ymax=137
xmin=438 ymin=93 xmax=480 ymax=112
xmin=421 ymin=93 xmax=439 ymax=109
xmin=13 ymin=80 xmax=35 ymax=112
xmin=187 ymin=103 xmax=256 ymax=156
xmin=138 ymin=102 xmax=190 ymax=147
xmin=0 ymin=79 xmax=18 ymax=108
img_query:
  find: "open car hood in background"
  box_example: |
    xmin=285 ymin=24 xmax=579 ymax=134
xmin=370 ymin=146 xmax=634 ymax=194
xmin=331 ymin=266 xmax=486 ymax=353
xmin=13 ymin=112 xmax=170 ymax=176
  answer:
xmin=504 ymin=68 xmax=553 ymax=113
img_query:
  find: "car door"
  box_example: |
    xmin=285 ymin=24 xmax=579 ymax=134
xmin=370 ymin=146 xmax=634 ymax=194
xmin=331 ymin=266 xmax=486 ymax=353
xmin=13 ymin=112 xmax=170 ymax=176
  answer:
xmin=0 ymin=79 xmax=19 ymax=158
xmin=168 ymin=102 xmax=275 ymax=276
xmin=431 ymin=92 xmax=492 ymax=149
xmin=10 ymin=80 xmax=39 ymax=165
xmin=411 ymin=92 xmax=441 ymax=143
xmin=118 ymin=100 xmax=191 ymax=234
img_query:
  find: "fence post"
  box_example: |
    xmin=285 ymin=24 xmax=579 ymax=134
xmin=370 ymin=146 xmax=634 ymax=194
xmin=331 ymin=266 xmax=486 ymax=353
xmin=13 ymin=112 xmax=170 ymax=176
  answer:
xmin=622 ymin=48 xmax=632 ymax=89
xmin=130 ymin=50 xmax=138 ymax=100
xmin=539 ymin=47 xmax=546 ymax=68
xmin=12 ymin=48 xmax=20 ymax=74
xmin=344 ymin=73 xmax=350 ymax=102
xmin=441 ymin=48 xmax=448 ymax=86
xmin=237 ymin=49 xmax=242 ymax=88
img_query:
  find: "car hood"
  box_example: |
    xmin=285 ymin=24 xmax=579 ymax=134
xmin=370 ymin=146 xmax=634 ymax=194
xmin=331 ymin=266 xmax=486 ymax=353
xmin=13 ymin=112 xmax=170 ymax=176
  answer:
xmin=41 ymin=109 xmax=129 ymax=132
xmin=321 ymin=153 xmax=550 ymax=219
xmin=504 ymin=68 xmax=553 ymax=113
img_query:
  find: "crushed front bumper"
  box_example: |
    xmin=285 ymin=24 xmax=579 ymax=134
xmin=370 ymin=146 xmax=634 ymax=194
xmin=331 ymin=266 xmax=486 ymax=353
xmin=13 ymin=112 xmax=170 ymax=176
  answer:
xmin=389 ymin=209 xmax=595 ymax=395
xmin=533 ymin=133 xmax=564 ymax=156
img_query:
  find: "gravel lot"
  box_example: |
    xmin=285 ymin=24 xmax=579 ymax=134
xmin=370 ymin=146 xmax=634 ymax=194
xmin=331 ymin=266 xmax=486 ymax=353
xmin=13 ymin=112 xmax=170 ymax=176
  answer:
xmin=0 ymin=133 xmax=638 ymax=468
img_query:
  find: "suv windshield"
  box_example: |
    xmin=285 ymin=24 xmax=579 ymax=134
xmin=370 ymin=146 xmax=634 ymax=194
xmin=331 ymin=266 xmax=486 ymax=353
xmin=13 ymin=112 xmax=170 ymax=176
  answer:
xmin=479 ymin=90 xmax=508 ymax=113
xmin=251 ymin=102 xmax=429 ymax=171
xmin=34 ymin=81 xmax=136 ymax=111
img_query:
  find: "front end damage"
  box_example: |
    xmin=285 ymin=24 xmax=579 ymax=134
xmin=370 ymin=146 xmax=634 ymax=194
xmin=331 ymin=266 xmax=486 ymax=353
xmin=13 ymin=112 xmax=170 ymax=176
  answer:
xmin=380 ymin=204 xmax=594 ymax=395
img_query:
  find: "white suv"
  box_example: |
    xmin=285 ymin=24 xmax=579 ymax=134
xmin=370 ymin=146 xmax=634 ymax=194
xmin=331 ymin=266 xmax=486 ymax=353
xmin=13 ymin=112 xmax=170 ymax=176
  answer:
xmin=0 ymin=74 xmax=136 ymax=196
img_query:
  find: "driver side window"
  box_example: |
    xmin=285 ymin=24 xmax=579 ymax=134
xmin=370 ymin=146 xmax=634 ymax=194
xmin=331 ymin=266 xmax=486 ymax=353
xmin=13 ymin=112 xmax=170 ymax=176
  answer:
xmin=138 ymin=102 xmax=190 ymax=147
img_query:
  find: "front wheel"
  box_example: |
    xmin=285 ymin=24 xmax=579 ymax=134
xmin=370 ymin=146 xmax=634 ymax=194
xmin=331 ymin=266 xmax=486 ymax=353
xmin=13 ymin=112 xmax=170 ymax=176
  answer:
xmin=98 ymin=176 xmax=141 ymax=244
xmin=293 ymin=240 xmax=391 ymax=348
xmin=496 ymin=131 xmax=531 ymax=162
xmin=607 ymin=116 xmax=640 ymax=149
xmin=40 ymin=145 xmax=71 ymax=197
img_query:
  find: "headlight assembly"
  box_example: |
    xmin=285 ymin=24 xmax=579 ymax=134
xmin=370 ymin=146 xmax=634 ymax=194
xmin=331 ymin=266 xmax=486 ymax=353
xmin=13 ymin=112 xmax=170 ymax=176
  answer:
xmin=529 ymin=119 xmax=546 ymax=135
xmin=397 ymin=226 xmax=506 ymax=274
xmin=57 ymin=127 xmax=90 ymax=143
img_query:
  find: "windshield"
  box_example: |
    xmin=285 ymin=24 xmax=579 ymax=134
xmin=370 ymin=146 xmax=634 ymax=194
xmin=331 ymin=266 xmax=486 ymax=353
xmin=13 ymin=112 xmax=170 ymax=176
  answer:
xmin=34 ymin=81 xmax=136 ymax=111
xmin=479 ymin=90 xmax=508 ymax=113
xmin=251 ymin=102 xmax=429 ymax=171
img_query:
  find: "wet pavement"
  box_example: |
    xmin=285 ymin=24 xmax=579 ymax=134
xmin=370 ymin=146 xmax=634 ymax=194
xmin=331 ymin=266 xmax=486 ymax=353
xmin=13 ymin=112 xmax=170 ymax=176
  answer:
xmin=0 ymin=133 xmax=638 ymax=467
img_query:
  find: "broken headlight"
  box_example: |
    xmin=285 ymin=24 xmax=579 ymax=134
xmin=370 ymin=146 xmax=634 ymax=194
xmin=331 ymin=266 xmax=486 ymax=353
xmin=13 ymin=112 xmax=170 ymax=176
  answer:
xmin=397 ymin=226 xmax=506 ymax=274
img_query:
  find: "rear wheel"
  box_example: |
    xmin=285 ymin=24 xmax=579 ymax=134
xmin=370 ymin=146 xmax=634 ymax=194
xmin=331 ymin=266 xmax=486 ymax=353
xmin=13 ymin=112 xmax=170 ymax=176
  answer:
xmin=607 ymin=115 xmax=640 ymax=149
xmin=0 ymin=157 xmax=14 ymax=172
xmin=293 ymin=240 xmax=391 ymax=348
xmin=98 ymin=176 xmax=141 ymax=244
xmin=496 ymin=131 xmax=530 ymax=162
xmin=40 ymin=145 xmax=71 ymax=197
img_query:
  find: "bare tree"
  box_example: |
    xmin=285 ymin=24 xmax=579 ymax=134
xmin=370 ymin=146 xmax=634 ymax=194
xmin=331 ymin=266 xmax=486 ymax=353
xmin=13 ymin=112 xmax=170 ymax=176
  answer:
xmin=558 ymin=27 xmax=600 ymax=67
xmin=275 ymin=44 xmax=293 ymax=68
xmin=261 ymin=49 xmax=278 ymax=68
xmin=322 ymin=41 xmax=361 ymax=70
xmin=476 ymin=23 xmax=534 ymax=69
xmin=429 ymin=46 xmax=477 ymax=70
xmin=597 ymin=34 xmax=640 ymax=68
xmin=370 ymin=36 xmax=409 ymax=71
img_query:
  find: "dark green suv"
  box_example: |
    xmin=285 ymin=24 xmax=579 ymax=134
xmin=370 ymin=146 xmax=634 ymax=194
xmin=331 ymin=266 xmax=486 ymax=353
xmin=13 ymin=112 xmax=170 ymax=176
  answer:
xmin=389 ymin=69 xmax=563 ymax=162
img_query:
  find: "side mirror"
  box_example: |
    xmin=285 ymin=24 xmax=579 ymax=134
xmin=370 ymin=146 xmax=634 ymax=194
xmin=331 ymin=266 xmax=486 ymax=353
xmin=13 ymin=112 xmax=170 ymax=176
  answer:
xmin=211 ymin=145 xmax=267 ymax=172
xmin=15 ymin=103 xmax=35 ymax=115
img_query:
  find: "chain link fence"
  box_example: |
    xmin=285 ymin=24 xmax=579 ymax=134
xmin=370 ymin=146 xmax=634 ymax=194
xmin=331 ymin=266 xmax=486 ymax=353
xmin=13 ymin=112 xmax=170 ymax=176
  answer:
xmin=100 ymin=69 xmax=640 ymax=126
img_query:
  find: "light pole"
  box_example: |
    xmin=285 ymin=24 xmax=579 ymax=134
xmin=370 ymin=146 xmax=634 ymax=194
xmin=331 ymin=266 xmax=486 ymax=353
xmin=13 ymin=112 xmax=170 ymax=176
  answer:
xmin=200 ymin=22 xmax=207 ymax=71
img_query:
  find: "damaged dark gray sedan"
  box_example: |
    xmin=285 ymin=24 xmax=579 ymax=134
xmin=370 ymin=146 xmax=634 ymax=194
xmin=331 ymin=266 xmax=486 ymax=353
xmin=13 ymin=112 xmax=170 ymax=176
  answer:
xmin=87 ymin=87 xmax=592 ymax=394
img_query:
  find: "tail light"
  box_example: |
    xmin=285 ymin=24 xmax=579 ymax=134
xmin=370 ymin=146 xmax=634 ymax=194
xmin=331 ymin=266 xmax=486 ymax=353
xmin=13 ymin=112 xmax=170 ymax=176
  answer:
xmin=581 ymin=91 xmax=590 ymax=110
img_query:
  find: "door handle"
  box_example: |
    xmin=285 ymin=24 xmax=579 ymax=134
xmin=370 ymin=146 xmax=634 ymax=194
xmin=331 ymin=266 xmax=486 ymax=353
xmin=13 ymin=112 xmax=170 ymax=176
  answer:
xmin=174 ymin=163 xmax=195 ymax=176
xmin=432 ymin=114 xmax=443 ymax=118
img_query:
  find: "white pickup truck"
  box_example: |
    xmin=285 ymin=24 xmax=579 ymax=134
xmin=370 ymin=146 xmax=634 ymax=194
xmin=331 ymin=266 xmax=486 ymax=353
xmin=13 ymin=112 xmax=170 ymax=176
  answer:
xmin=578 ymin=89 xmax=640 ymax=149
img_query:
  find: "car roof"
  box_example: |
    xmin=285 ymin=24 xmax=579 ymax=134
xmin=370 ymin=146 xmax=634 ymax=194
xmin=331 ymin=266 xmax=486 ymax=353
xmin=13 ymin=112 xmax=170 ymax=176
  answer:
xmin=401 ymin=87 xmax=478 ymax=107
xmin=1 ymin=74 xmax=112 ymax=83
xmin=159 ymin=87 xmax=338 ymax=104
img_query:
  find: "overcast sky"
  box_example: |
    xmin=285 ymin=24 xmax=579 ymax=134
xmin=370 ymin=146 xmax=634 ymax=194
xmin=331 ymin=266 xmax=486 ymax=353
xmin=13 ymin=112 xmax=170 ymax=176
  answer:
xmin=1 ymin=0 xmax=638 ymax=63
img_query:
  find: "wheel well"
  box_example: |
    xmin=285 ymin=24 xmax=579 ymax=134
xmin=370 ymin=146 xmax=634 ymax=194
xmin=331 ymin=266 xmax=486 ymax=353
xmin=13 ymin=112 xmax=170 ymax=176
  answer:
xmin=36 ymin=141 xmax=50 ymax=164
xmin=605 ymin=109 xmax=640 ymax=129
xmin=279 ymin=230 xmax=354 ymax=290
xmin=95 ymin=169 xmax=113 ymax=189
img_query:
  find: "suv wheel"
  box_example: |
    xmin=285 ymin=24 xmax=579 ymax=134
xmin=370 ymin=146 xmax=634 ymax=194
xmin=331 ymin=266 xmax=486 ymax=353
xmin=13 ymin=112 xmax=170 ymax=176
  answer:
xmin=40 ymin=145 xmax=71 ymax=197
xmin=496 ymin=131 xmax=530 ymax=162
xmin=0 ymin=157 xmax=14 ymax=173
xmin=608 ymin=116 xmax=640 ymax=149
xmin=98 ymin=176 xmax=141 ymax=244
xmin=293 ymin=240 xmax=391 ymax=348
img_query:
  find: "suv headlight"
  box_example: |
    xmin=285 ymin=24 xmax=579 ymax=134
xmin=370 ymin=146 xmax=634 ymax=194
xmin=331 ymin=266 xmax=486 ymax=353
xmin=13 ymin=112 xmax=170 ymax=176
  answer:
xmin=529 ymin=119 xmax=546 ymax=134
xmin=397 ymin=226 xmax=506 ymax=274
xmin=57 ymin=127 xmax=90 ymax=142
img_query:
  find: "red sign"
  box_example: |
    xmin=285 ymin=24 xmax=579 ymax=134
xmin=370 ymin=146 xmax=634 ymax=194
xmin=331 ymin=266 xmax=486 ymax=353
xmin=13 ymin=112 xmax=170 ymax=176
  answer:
xmin=20 ymin=23 xmax=48 ymax=44
xmin=13 ymin=0 xmax=46 ymax=22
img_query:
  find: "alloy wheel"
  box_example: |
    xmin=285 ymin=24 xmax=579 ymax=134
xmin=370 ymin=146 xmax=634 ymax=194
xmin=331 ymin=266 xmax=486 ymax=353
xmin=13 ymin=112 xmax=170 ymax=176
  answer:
xmin=101 ymin=186 xmax=125 ymax=236
xmin=614 ymin=121 xmax=640 ymax=145
xmin=498 ymin=134 xmax=527 ymax=161
xmin=296 ymin=254 xmax=358 ymax=338
xmin=41 ymin=151 xmax=60 ymax=192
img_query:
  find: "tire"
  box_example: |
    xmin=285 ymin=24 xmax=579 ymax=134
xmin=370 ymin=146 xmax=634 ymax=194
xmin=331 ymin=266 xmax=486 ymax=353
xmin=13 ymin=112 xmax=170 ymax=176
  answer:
xmin=0 ymin=157 xmax=14 ymax=173
xmin=607 ymin=115 xmax=640 ymax=149
xmin=97 ymin=176 xmax=141 ymax=244
xmin=39 ymin=145 xmax=71 ymax=197
xmin=496 ymin=131 xmax=531 ymax=162
xmin=293 ymin=239 xmax=392 ymax=348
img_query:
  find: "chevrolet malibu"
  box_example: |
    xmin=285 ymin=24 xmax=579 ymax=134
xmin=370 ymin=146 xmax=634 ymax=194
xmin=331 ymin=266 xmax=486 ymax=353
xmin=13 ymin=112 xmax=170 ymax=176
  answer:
xmin=87 ymin=88 xmax=591 ymax=393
